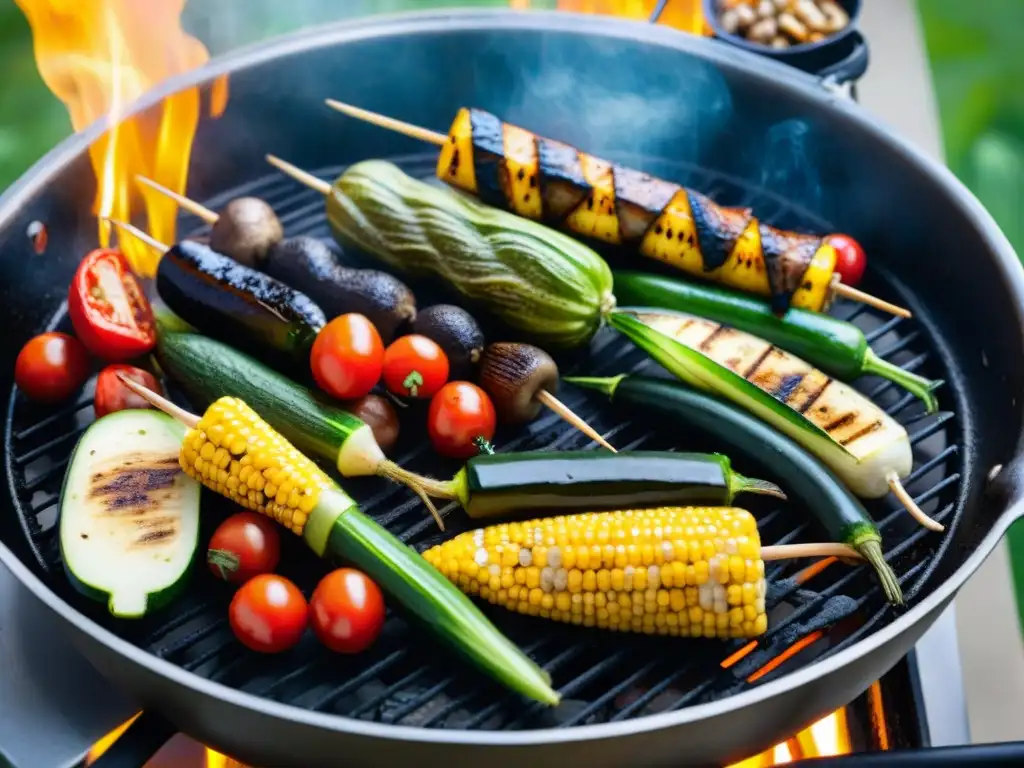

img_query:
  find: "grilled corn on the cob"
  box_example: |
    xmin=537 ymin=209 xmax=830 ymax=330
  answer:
xmin=177 ymin=395 xmax=559 ymax=705
xmin=424 ymin=507 xmax=769 ymax=639
xmin=181 ymin=396 xmax=333 ymax=536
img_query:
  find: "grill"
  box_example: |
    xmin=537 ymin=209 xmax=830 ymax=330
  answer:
xmin=5 ymin=151 xmax=963 ymax=732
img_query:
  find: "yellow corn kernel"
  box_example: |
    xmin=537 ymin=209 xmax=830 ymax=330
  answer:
xmin=179 ymin=397 xmax=333 ymax=536
xmin=422 ymin=507 xmax=768 ymax=639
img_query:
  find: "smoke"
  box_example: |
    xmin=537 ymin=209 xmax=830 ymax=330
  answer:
xmin=757 ymin=118 xmax=823 ymax=219
xmin=493 ymin=31 xmax=735 ymax=172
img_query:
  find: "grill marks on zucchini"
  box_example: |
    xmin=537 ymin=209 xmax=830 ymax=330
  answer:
xmin=636 ymin=311 xmax=886 ymax=454
xmin=438 ymin=107 xmax=832 ymax=312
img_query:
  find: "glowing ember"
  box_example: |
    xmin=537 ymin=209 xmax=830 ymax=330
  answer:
xmin=15 ymin=0 xmax=224 ymax=277
xmin=727 ymin=709 xmax=852 ymax=766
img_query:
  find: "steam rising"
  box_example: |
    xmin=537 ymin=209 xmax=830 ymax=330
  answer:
xmin=758 ymin=119 xmax=822 ymax=220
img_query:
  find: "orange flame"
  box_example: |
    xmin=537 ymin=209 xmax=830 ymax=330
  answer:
xmin=15 ymin=0 xmax=225 ymax=277
xmin=553 ymin=0 xmax=708 ymax=33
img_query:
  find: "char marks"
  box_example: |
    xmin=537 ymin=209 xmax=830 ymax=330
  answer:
xmin=468 ymin=108 xmax=506 ymax=208
xmin=687 ymin=191 xmax=752 ymax=272
xmin=536 ymin=137 xmax=590 ymax=221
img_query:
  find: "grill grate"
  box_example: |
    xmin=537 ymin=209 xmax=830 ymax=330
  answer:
xmin=5 ymin=153 xmax=963 ymax=730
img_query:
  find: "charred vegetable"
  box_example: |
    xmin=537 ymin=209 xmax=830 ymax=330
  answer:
xmin=614 ymin=271 xmax=940 ymax=412
xmin=448 ymin=450 xmax=783 ymax=520
xmin=323 ymin=102 xmax=910 ymax=316
xmin=568 ymin=374 xmax=903 ymax=604
xmin=209 ymin=197 xmax=284 ymax=268
xmin=607 ymin=311 xmax=943 ymax=532
xmin=478 ymin=341 xmax=616 ymax=450
xmin=60 ymin=410 xmax=201 ymax=618
xmin=270 ymin=158 xmax=614 ymax=348
xmin=156 ymin=240 xmax=325 ymax=372
xmin=263 ymin=237 xmax=416 ymax=343
xmin=410 ymin=304 xmax=485 ymax=380
xmin=478 ymin=342 xmax=558 ymax=425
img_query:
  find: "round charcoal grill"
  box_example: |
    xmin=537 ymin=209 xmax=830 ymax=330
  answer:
xmin=0 ymin=10 xmax=1019 ymax=768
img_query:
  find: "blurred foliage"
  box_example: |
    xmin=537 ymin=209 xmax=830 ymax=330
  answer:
xmin=0 ymin=2 xmax=68 ymax=187
xmin=918 ymin=1 xmax=1024 ymax=629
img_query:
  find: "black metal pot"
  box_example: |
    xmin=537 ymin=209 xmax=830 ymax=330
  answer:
xmin=1 ymin=9 xmax=1022 ymax=767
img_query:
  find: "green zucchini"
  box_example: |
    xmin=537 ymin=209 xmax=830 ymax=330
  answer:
xmin=326 ymin=160 xmax=615 ymax=348
xmin=608 ymin=310 xmax=913 ymax=500
xmin=448 ymin=450 xmax=783 ymax=520
xmin=156 ymin=331 xmax=452 ymax=502
xmin=566 ymin=375 xmax=902 ymax=605
xmin=613 ymin=270 xmax=940 ymax=412
xmin=59 ymin=410 xmax=201 ymax=618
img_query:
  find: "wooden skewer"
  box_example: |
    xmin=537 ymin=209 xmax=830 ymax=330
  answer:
xmin=136 ymin=175 xmax=219 ymax=224
xmin=831 ymin=277 xmax=911 ymax=319
xmin=265 ymin=154 xmax=331 ymax=195
xmin=535 ymin=389 xmax=616 ymax=452
xmin=324 ymin=98 xmax=913 ymax=319
xmin=325 ymin=98 xmax=447 ymax=146
xmin=104 ymin=217 xmax=168 ymax=254
xmin=886 ymin=471 xmax=945 ymax=532
xmin=266 ymin=152 xmax=617 ymax=452
xmin=761 ymin=543 xmax=860 ymax=562
xmin=117 ymin=373 xmax=199 ymax=428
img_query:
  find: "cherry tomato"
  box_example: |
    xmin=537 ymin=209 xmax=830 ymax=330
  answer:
xmin=68 ymin=249 xmax=156 ymax=361
xmin=382 ymin=334 xmax=449 ymax=399
xmin=827 ymin=234 xmax=867 ymax=288
xmin=229 ymin=574 xmax=307 ymax=653
xmin=93 ymin=364 xmax=163 ymax=418
xmin=15 ymin=332 xmax=90 ymax=403
xmin=345 ymin=394 xmax=400 ymax=453
xmin=310 ymin=314 xmax=384 ymax=400
xmin=427 ymin=381 xmax=496 ymax=459
xmin=309 ymin=568 xmax=385 ymax=654
xmin=208 ymin=512 xmax=281 ymax=585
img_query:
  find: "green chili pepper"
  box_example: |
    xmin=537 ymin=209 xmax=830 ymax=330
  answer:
xmin=613 ymin=271 xmax=941 ymax=413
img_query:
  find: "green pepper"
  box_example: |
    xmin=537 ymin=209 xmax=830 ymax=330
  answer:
xmin=613 ymin=271 xmax=941 ymax=413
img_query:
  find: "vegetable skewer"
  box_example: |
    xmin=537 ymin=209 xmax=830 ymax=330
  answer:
xmin=133 ymin=181 xmax=613 ymax=451
xmin=607 ymin=311 xmax=943 ymax=532
xmin=135 ymin=175 xmax=418 ymax=343
xmin=566 ymin=374 xmax=903 ymax=604
xmin=424 ymin=507 xmax=864 ymax=638
xmin=614 ymin=271 xmax=941 ymax=413
xmin=153 ymin=329 xmax=452 ymax=529
xmin=116 ymin=375 xmax=559 ymax=706
xmin=322 ymin=98 xmax=909 ymax=318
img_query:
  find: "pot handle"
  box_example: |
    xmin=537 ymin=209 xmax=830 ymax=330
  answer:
xmin=817 ymin=33 xmax=870 ymax=98
xmin=89 ymin=710 xmax=176 ymax=768
xmin=794 ymin=741 xmax=1024 ymax=764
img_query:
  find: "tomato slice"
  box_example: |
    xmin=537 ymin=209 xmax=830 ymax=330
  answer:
xmin=68 ymin=249 xmax=156 ymax=361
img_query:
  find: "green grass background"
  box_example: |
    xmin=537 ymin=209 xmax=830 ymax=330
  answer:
xmin=2 ymin=0 xmax=1023 ymax=627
